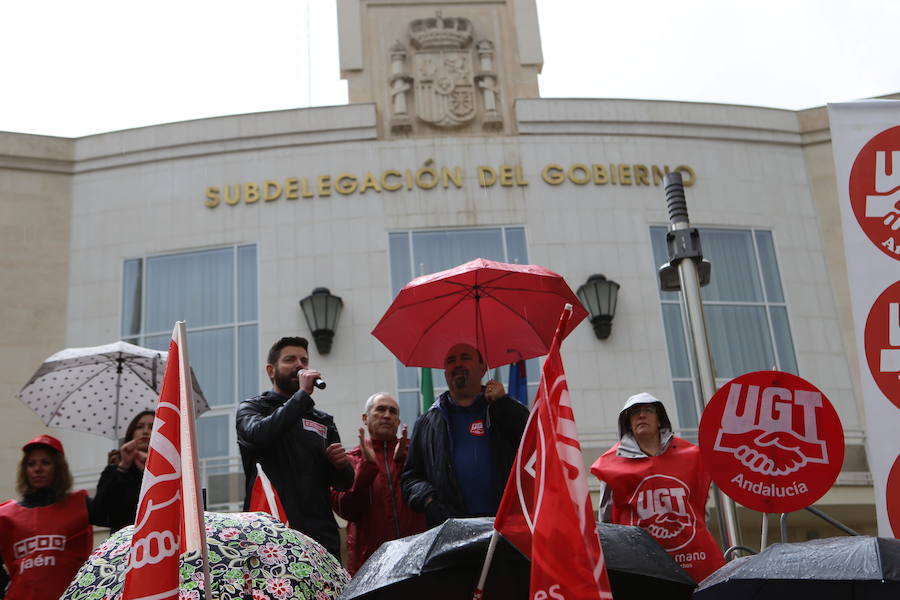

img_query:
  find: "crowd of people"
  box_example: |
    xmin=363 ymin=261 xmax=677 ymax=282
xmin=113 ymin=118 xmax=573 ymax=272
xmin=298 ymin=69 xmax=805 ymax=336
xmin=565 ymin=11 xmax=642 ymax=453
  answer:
xmin=0 ymin=334 xmax=725 ymax=597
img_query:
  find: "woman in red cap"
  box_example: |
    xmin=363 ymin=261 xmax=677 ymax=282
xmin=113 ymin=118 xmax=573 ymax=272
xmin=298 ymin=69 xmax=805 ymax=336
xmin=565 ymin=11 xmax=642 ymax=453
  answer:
xmin=0 ymin=435 xmax=96 ymax=599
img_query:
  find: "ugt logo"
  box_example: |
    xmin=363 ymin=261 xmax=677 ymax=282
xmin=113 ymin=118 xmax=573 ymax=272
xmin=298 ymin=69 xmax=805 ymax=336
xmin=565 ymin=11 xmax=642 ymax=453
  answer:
xmin=713 ymin=384 xmax=828 ymax=476
xmin=626 ymin=475 xmax=697 ymax=551
xmin=849 ymin=125 xmax=900 ymax=260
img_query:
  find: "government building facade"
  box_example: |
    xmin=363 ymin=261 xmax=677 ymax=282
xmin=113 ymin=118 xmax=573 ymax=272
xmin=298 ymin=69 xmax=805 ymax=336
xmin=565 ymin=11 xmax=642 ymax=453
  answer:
xmin=0 ymin=0 xmax=888 ymax=544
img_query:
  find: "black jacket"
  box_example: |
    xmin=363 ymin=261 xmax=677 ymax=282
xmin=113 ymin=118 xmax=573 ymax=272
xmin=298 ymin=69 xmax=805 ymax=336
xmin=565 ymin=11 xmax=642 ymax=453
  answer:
xmin=236 ymin=389 xmax=354 ymax=559
xmin=401 ymin=390 xmax=528 ymax=527
xmin=92 ymin=463 xmax=142 ymax=533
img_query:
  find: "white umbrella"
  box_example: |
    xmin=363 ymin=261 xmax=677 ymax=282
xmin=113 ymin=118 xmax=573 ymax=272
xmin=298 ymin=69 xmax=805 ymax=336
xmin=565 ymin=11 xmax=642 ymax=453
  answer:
xmin=16 ymin=340 xmax=210 ymax=440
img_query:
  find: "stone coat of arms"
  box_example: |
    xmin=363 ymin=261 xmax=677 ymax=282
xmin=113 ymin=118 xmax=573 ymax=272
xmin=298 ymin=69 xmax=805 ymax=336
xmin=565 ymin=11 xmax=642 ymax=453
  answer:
xmin=388 ymin=12 xmax=502 ymax=133
xmin=413 ymin=49 xmax=475 ymax=127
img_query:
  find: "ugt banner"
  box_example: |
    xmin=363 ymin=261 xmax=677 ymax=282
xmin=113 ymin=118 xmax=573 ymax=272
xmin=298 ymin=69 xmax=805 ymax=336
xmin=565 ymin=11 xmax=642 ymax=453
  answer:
xmin=829 ymin=101 xmax=900 ymax=536
xmin=698 ymin=371 xmax=844 ymax=514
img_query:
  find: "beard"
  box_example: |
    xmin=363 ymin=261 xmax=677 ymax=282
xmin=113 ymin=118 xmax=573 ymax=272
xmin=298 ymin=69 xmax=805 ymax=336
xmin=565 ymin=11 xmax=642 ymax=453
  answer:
xmin=274 ymin=369 xmax=300 ymax=396
xmin=450 ymin=368 xmax=469 ymax=391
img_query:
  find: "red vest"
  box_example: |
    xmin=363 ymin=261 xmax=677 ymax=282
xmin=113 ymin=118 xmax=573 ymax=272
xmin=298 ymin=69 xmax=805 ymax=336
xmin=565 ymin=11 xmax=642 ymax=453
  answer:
xmin=590 ymin=437 xmax=725 ymax=583
xmin=0 ymin=490 xmax=93 ymax=600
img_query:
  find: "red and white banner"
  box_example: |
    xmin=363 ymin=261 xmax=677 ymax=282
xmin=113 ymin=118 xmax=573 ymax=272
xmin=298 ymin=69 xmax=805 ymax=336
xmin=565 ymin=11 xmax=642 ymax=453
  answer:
xmin=249 ymin=463 xmax=289 ymax=526
xmin=123 ymin=322 xmax=209 ymax=600
xmin=698 ymin=371 xmax=844 ymax=513
xmin=829 ymin=101 xmax=900 ymax=536
xmin=494 ymin=307 xmax=613 ymax=600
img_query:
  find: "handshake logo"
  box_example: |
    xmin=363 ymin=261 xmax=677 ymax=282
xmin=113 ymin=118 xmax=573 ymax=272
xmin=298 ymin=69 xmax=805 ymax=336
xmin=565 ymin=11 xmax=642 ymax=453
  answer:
xmin=629 ymin=475 xmax=697 ymax=551
xmin=865 ymin=151 xmax=900 ymax=231
xmin=713 ymin=384 xmax=828 ymax=477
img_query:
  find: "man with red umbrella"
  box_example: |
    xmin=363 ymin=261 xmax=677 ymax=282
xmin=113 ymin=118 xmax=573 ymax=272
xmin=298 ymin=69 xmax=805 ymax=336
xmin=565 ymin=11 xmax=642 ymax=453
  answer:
xmin=402 ymin=343 xmax=529 ymax=528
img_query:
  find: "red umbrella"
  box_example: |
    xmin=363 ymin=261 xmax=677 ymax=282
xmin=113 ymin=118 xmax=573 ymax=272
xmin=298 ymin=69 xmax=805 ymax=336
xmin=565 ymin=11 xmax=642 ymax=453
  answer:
xmin=371 ymin=258 xmax=588 ymax=368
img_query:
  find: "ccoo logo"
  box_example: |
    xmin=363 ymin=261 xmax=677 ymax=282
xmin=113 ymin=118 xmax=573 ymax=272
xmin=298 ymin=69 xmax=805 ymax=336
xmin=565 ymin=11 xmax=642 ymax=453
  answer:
xmin=625 ymin=475 xmax=697 ymax=551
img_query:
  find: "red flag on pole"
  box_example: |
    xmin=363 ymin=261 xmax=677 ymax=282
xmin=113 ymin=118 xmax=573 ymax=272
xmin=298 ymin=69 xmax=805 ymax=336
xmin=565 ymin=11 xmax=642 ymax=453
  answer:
xmin=249 ymin=463 xmax=289 ymax=526
xmin=494 ymin=305 xmax=613 ymax=600
xmin=123 ymin=322 xmax=209 ymax=600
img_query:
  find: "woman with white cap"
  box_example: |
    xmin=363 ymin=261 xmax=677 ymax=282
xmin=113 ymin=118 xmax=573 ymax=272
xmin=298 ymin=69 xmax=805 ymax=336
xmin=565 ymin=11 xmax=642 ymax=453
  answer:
xmin=590 ymin=392 xmax=724 ymax=584
xmin=0 ymin=435 xmax=97 ymax=599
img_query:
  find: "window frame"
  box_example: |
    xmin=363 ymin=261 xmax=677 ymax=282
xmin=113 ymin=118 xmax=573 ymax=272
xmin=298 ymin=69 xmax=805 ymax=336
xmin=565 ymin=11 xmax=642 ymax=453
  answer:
xmin=650 ymin=225 xmax=798 ymax=433
xmin=120 ymin=244 xmax=260 ymax=463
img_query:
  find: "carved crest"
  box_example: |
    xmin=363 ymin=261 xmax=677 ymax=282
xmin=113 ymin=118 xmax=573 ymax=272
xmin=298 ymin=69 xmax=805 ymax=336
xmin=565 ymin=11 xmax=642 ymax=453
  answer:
xmin=413 ymin=50 xmax=476 ymax=127
xmin=388 ymin=11 xmax=502 ymax=134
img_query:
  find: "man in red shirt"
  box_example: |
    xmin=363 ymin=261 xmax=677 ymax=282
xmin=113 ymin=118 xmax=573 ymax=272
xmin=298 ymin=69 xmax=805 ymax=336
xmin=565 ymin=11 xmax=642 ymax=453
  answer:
xmin=331 ymin=393 xmax=426 ymax=574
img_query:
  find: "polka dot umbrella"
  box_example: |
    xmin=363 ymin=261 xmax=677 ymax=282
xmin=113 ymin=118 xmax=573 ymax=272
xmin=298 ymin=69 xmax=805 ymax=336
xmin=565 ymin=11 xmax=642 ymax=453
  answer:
xmin=16 ymin=340 xmax=209 ymax=440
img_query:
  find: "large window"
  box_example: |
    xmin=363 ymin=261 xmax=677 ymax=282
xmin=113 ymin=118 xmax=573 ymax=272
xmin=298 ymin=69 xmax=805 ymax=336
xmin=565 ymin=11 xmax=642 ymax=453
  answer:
xmin=121 ymin=245 xmax=258 ymax=462
xmin=650 ymin=228 xmax=797 ymax=431
xmin=388 ymin=227 xmax=536 ymax=423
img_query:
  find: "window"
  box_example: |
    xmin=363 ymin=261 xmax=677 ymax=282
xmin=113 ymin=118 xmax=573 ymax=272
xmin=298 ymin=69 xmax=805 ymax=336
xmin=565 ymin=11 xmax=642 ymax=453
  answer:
xmin=650 ymin=228 xmax=797 ymax=432
xmin=388 ymin=227 xmax=536 ymax=423
xmin=121 ymin=245 xmax=258 ymax=464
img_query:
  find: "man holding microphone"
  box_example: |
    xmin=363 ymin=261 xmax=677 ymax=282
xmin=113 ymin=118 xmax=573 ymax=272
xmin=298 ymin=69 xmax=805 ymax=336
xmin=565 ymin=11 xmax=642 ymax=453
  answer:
xmin=236 ymin=336 xmax=353 ymax=560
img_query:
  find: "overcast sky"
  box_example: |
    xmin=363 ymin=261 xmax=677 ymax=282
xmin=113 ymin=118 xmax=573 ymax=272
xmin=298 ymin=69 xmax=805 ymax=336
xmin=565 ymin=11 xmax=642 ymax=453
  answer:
xmin=2 ymin=0 xmax=898 ymax=138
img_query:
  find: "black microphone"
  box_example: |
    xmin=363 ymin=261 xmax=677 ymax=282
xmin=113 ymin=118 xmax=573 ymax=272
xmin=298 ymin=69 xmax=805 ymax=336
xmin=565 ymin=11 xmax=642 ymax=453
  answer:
xmin=298 ymin=370 xmax=327 ymax=390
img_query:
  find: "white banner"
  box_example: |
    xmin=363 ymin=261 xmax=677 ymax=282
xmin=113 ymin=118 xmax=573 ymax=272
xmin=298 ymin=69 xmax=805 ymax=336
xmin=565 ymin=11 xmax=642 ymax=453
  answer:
xmin=828 ymin=101 xmax=900 ymax=537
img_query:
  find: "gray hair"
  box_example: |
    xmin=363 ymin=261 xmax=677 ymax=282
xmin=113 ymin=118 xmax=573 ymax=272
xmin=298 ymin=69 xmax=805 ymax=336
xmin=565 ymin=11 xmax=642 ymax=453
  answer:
xmin=364 ymin=392 xmax=393 ymax=413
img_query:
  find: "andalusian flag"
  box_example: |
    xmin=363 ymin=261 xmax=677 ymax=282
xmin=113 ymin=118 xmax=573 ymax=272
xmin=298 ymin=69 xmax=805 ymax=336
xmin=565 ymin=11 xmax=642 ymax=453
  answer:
xmin=420 ymin=367 xmax=434 ymax=412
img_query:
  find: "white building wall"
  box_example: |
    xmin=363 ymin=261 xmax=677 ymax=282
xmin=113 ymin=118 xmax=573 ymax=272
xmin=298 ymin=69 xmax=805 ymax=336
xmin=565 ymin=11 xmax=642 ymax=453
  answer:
xmin=59 ymin=100 xmax=860 ymax=507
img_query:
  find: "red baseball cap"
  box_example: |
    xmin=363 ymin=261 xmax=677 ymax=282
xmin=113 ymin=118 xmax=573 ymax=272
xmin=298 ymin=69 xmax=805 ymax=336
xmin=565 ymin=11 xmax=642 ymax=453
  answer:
xmin=22 ymin=434 xmax=65 ymax=455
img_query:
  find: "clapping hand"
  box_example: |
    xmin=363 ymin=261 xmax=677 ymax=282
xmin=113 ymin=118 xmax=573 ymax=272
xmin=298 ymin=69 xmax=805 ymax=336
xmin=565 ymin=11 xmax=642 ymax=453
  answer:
xmin=358 ymin=427 xmax=375 ymax=464
xmin=394 ymin=424 xmax=410 ymax=464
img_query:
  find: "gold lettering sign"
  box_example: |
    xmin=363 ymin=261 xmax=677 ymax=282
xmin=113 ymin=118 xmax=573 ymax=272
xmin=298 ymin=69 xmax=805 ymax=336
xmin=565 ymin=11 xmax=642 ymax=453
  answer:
xmin=204 ymin=162 xmax=695 ymax=208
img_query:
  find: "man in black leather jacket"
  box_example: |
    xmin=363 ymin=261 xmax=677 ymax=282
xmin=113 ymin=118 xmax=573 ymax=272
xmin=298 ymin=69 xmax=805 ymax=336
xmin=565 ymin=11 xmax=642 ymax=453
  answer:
xmin=402 ymin=343 xmax=528 ymax=528
xmin=236 ymin=337 xmax=353 ymax=559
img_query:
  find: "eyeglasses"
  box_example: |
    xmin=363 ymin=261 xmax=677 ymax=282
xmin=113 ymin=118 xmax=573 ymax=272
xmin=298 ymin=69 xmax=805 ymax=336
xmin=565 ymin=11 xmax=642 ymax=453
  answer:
xmin=627 ymin=404 xmax=658 ymax=418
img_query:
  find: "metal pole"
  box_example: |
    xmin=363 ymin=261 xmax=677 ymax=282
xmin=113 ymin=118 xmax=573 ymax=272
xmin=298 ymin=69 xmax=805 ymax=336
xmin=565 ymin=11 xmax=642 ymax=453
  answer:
xmin=662 ymin=172 xmax=743 ymax=551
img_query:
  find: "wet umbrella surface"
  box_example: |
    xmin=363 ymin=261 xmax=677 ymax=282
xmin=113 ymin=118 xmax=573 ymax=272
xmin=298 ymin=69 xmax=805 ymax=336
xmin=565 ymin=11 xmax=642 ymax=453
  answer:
xmin=694 ymin=536 xmax=900 ymax=600
xmin=62 ymin=511 xmax=349 ymax=600
xmin=371 ymin=258 xmax=587 ymax=369
xmin=339 ymin=518 xmax=695 ymax=600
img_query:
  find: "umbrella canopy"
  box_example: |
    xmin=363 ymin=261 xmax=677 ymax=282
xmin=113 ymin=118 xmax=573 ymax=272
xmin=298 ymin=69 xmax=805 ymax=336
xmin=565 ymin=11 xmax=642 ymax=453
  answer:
xmin=371 ymin=258 xmax=588 ymax=368
xmin=694 ymin=536 xmax=900 ymax=600
xmin=339 ymin=518 xmax=695 ymax=600
xmin=62 ymin=511 xmax=350 ymax=600
xmin=17 ymin=340 xmax=210 ymax=439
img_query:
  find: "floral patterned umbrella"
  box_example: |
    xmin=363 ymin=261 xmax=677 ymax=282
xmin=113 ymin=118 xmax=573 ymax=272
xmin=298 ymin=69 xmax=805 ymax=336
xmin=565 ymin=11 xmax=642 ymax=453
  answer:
xmin=62 ymin=511 xmax=350 ymax=600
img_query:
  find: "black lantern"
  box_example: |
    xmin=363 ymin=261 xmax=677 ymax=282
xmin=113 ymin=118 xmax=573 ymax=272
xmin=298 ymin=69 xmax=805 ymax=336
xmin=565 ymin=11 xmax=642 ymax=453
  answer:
xmin=299 ymin=287 xmax=344 ymax=354
xmin=576 ymin=274 xmax=620 ymax=340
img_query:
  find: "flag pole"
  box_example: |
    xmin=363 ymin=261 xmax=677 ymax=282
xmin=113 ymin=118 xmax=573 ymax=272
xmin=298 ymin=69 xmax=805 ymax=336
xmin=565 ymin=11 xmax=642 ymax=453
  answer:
xmin=175 ymin=321 xmax=211 ymax=596
xmin=472 ymin=531 xmax=500 ymax=600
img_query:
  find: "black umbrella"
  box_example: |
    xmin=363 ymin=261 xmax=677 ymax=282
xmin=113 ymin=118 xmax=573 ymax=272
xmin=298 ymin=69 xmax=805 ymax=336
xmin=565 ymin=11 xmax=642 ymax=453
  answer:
xmin=694 ymin=536 xmax=900 ymax=600
xmin=339 ymin=518 xmax=695 ymax=600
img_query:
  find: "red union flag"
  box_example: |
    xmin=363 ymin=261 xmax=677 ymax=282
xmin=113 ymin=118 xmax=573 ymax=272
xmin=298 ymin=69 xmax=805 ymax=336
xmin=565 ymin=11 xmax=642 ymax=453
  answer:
xmin=123 ymin=322 xmax=209 ymax=600
xmin=494 ymin=307 xmax=613 ymax=600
